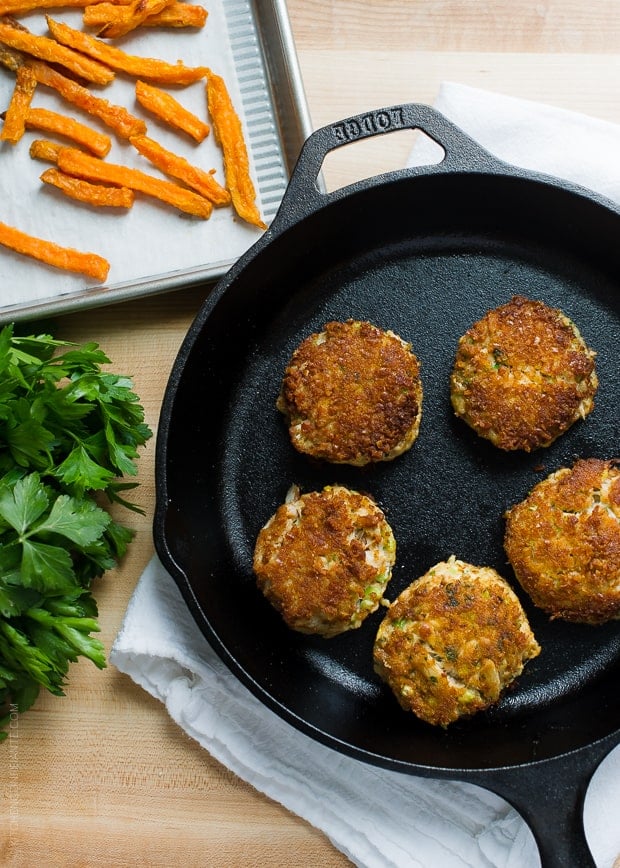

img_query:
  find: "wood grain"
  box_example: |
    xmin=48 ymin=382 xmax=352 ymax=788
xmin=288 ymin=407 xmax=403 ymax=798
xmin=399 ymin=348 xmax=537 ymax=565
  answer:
xmin=288 ymin=0 xmax=620 ymax=52
xmin=3 ymin=2 xmax=620 ymax=865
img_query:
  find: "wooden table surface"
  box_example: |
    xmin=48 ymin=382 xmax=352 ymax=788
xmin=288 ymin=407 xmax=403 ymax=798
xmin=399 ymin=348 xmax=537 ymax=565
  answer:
xmin=4 ymin=2 xmax=620 ymax=865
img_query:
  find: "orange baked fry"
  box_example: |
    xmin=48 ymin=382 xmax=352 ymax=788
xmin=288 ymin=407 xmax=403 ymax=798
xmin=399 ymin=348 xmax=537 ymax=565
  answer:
xmin=130 ymin=134 xmax=230 ymax=205
xmin=57 ymin=147 xmax=213 ymax=218
xmin=0 ymin=64 xmax=36 ymax=144
xmin=83 ymin=1 xmax=207 ymax=29
xmin=95 ymin=0 xmax=174 ymax=38
xmin=141 ymin=2 xmax=206 ymax=27
xmin=27 ymin=58 xmax=146 ymax=140
xmin=47 ymin=17 xmax=207 ymax=85
xmin=0 ymin=20 xmax=114 ymax=85
xmin=0 ymin=0 xmax=92 ymax=13
xmin=205 ymin=70 xmax=266 ymax=230
xmin=24 ymin=107 xmax=112 ymax=156
xmin=135 ymin=80 xmax=209 ymax=143
xmin=29 ymin=138 xmax=63 ymax=162
xmin=0 ymin=219 xmax=109 ymax=281
xmin=40 ymin=167 xmax=134 ymax=208
xmin=0 ymin=40 xmax=21 ymax=73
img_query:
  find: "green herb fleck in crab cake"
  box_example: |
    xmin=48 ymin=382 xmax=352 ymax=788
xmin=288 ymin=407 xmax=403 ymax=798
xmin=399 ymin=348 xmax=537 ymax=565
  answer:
xmin=277 ymin=319 xmax=423 ymax=465
xmin=253 ymin=484 xmax=396 ymax=638
xmin=504 ymin=457 xmax=620 ymax=624
xmin=373 ymin=556 xmax=541 ymax=726
xmin=450 ymin=295 xmax=598 ymax=451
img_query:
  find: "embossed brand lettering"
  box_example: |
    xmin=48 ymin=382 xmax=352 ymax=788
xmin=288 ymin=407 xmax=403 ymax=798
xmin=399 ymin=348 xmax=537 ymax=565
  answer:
xmin=332 ymin=108 xmax=405 ymax=143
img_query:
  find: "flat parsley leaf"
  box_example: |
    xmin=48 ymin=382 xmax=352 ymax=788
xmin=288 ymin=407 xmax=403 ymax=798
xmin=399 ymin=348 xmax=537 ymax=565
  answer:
xmin=0 ymin=473 xmax=49 ymax=534
xmin=20 ymin=540 xmax=76 ymax=594
xmin=36 ymin=493 xmax=111 ymax=546
xmin=55 ymin=444 xmax=115 ymax=495
xmin=0 ymin=473 xmax=112 ymax=595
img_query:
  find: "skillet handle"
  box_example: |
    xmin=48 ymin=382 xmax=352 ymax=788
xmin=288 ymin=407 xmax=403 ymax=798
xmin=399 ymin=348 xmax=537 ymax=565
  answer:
xmin=269 ymin=102 xmax=498 ymax=230
xmin=463 ymin=732 xmax=620 ymax=868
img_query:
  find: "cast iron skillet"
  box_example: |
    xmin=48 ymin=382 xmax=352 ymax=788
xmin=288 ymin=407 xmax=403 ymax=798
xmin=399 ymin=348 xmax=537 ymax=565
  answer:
xmin=154 ymin=103 xmax=620 ymax=867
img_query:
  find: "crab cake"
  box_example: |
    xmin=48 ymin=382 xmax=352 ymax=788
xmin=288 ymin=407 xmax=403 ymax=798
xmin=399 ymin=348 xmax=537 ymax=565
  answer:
xmin=253 ymin=484 xmax=396 ymax=638
xmin=504 ymin=458 xmax=620 ymax=624
xmin=373 ymin=556 xmax=540 ymax=726
xmin=450 ymin=295 xmax=598 ymax=451
xmin=277 ymin=319 xmax=423 ymax=465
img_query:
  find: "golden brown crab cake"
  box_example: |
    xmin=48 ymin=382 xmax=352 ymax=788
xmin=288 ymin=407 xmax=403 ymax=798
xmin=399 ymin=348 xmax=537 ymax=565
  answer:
xmin=253 ymin=484 xmax=396 ymax=638
xmin=373 ymin=556 xmax=540 ymax=727
xmin=450 ymin=295 xmax=598 ymax=451
xmin=277 ymin=319 xmax=423 ymax=465
xmin=504 ymin=458 xmax=620 ymax=624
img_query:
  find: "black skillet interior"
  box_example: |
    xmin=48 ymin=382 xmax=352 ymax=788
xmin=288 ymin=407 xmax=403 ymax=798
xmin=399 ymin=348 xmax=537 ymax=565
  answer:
xmin=155 ymin=108 xmax=620 ymax=777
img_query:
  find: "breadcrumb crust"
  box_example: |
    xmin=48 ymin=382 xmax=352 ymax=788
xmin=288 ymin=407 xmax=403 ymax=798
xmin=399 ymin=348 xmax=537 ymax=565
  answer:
xmin=504 ymin=458 xmax=620 ymax=623
xmin=373 ymin=556 xmax=540 ymax=726
xmin=450 ymin=295 xmax=598 ymax=451
xmin=254 ymin=484 xmax=396 ymax=638
xmin=278 ymin=320 xmax=423 ymax=465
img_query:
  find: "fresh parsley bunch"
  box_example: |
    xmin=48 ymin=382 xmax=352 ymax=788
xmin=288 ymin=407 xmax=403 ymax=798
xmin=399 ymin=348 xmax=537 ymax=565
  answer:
xmin=0 ymin=324 xmax=152 ymax=740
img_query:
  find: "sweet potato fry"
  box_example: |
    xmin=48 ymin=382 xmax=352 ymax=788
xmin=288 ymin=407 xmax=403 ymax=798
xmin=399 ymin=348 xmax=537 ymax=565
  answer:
xmin=0 ymin=64 xmax=36 ymax=144
xmin=0 ymin=219 xmax=109 ymax=281
xmin=24 ymin=107 xmax=112 ymax=156
xmin=135 ymin=80 xmax=209 ymax=143
xmin=140 ymin=2 xmax=207 ymax=27
xmin=130 ymin=134 xmax=230 ymax=205
xmin=94 ymin=0 xmax=174 ymax=38
xmin=0 ymin=20 xmax=115 ymax=85
xmin=27 ymin=59 xmax=147 ymax=140
xmin=205 ymin=70 xmax=266 ymax=229
xmin=29 ymin=138 xmax=63 ymax=162
xmin=0 ymin=39 xmax=22 ymax=74
xmin=40 ymin=167 xmax=134 ymax=208
xmin=83 ymin=1 xmax=207 ymax=29
xmin=0 ymin=0 xmax=91 ymax=14
xmin=57 ymin=147 xmax=213 ymax=218
xmin=47 ymin=17 xmax=208 ymax=84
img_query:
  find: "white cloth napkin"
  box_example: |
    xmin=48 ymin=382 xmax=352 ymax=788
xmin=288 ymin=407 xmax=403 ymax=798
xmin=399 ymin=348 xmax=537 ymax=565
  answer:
xmin=111 ymin=83 xmax=620 ymax=868
xmin=406 ymin=81 xmax=620 ymax=203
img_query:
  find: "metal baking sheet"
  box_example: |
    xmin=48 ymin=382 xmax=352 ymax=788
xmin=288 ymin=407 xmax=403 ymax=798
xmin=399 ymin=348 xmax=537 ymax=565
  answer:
xmin=0 ymin=0 xmax=312 ymax=322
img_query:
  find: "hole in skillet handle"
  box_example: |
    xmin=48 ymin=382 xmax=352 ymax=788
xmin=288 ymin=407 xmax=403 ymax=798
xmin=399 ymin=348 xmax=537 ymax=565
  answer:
xmin=267 ymin=101 xmax=501 ymax=231
xmin=320 ymin=127 xmax=439 ymax=191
